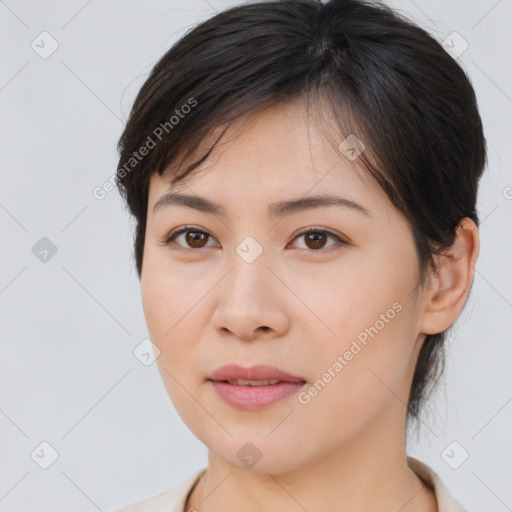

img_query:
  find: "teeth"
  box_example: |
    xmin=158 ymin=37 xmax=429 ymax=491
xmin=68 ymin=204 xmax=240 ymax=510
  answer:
xmin=227 ymin=379 xmax=281 ymax=386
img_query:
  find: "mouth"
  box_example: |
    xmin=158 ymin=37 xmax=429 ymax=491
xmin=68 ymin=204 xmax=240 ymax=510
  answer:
xmin=208 ymin=363 xmax=306 ymax=383
xmin=218 ymin=378 xmax=293 ymax=386
xmin=207 ymin=364 xmax=307 ymax=410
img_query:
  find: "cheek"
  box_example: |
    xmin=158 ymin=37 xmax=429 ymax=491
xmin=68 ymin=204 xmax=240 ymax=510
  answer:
xmin=295 ymin=254 xmax=419 ymax=415
xmin=141 ymin=257 xmax=199 ymax=341
xmin=295 ymin=306 xmax=418 ymax=443
xmin=141 ymin=272 xmax=203 ymax=416
xmin=141 ymin=261 xmax=208 ymax=380
xmin=290 ymin=256 xmax=399 ymax=345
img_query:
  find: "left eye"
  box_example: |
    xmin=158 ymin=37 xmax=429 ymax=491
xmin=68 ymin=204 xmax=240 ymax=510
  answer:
xmin=291 ymin=228 xmax=347 ymax=251
xmin=163 ymin=227 xmax=347 ymax=252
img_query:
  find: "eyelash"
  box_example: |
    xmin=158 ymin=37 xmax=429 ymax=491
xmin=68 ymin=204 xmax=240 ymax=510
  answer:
xmin=163 ymin=226 xmax=348 ymax=254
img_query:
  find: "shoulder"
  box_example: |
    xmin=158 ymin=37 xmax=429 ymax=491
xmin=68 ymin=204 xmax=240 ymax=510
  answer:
xmin=113 ymin=467 xmax=207 ymax=512
xmin=407 ymin=456 xmax=469 ymax=512
xmin=114 ymin=459 xmax=469 ymax=511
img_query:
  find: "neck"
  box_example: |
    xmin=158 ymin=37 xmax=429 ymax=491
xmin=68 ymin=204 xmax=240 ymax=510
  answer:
xmin=186 ymin=404 xmax=437 ymax=512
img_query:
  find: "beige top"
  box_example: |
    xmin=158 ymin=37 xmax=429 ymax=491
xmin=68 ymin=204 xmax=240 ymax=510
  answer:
xmin=114 ymin=456 xmax=469 ymax=512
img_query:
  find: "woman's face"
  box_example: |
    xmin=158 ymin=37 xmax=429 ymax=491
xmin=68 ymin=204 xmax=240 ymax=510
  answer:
xmin=141 ymin=99 xmax=429 ymax=473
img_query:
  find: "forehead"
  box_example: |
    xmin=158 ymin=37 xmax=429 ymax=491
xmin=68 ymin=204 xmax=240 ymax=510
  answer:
xmin=148 ymin=99 xmax=383 ymax=209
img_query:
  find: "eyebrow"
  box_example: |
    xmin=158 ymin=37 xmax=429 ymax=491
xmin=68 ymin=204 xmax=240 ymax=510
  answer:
xmin=153 ymin=191 xmax=372 ymax=219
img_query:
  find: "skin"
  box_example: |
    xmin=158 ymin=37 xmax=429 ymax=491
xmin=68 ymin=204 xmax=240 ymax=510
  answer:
xmin=141 ymin=97 xmax=479 ymax=512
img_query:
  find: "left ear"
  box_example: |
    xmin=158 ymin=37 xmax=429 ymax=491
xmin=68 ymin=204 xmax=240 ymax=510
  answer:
xmin=419 ymin=217 xmax=480 ymax=336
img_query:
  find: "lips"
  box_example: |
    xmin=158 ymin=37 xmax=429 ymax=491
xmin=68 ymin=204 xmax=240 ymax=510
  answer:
xmin=208 ymin=363 xmax=306 ymax=384
xmin=208 ymin=364 xmax=307 ymax=410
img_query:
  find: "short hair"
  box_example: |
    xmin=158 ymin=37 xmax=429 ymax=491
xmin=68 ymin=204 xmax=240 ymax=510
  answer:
xmin=115 ymin=0 xmax=486 ymax=423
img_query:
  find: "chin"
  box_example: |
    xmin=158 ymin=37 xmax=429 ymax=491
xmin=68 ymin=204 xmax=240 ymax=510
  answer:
xmin=204 ymin=434 xmax=310 ymax=475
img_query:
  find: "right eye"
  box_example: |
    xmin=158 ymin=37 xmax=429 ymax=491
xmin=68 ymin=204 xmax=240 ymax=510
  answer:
xmin=164 ymin=226 xmax=218 ymax=250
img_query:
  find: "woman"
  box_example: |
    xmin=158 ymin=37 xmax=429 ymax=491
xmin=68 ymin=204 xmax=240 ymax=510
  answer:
xmin=114 ymin=0 xmax=485 ymax=510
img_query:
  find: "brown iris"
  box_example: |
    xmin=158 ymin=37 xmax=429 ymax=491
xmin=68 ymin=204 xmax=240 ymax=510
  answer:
xmin=304 ymin=231 xmax=327 ymax=250
xmin=185 ymin=231 xmax=209 ymax=248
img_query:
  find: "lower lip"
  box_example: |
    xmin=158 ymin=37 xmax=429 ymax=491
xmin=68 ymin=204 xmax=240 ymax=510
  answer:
xmin=209 ymin=380 xmax=306 ymax=410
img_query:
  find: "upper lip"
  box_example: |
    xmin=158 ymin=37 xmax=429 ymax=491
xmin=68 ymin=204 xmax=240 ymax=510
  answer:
xmin=208 ymin=364 xmax=306 ymax=383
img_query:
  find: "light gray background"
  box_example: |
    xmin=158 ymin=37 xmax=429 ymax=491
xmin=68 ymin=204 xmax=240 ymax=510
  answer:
xmin=1 ymin=0 xmax=511 ymax=510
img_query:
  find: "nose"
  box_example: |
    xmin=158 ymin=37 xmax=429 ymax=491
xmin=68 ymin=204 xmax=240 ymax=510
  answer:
xmin=210 ymin=251 xmax=291 ymax=341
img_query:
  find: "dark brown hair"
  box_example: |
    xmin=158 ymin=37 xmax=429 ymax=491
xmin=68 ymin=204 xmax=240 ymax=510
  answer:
xmin=115 ymin=0 xmax=486 ymax=423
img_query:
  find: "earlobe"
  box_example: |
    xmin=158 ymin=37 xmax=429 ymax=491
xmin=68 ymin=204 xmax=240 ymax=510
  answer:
xmin=419 ymin=217 xmax=480 ymax=335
